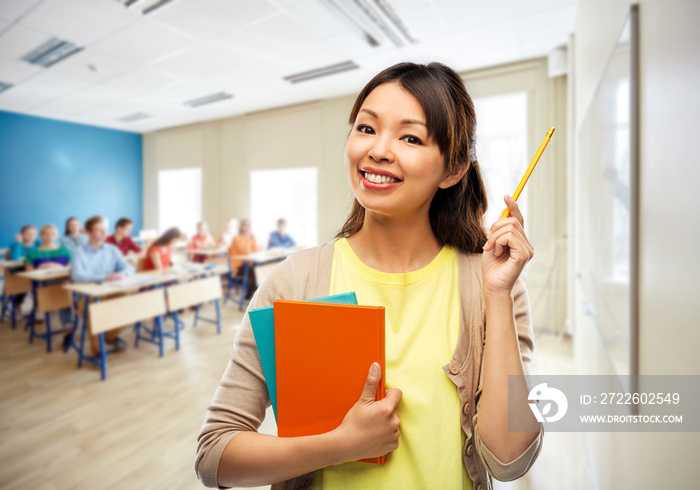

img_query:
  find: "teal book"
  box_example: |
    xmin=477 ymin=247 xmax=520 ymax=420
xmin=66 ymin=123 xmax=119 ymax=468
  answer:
xmin=249 ymin=292 xmax=358 ymax=421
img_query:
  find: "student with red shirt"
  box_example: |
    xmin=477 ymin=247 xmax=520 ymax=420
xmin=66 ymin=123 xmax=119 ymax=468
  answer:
xmin=106 ymin=217 xmax=142 ymax=256
xmin=145 ymin=228 xmax=181 ymax=271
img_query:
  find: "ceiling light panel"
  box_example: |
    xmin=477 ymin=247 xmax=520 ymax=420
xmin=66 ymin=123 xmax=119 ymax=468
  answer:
xmin=320 ymin=0 xmax=417 ymax=48
xmin=184 ymin=91 xmax=233 ymax=107
xmin=0 ymin=81 xmax=13 ymax=94
xmin=21 ymin=37 xmax=84 ymax=68
xmin=117 ymin=112 xmax=150 ymax=122
xmin=283 ymin=60 xmax=360 ymax=83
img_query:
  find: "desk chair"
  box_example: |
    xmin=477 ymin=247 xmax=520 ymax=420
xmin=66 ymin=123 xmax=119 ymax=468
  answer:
xmin=83 ymin=289 xmax=167 ymax=380
xmin=166 ymin=275 xmax=222 ymax=334
xmin=224 ymin=257 xmax=242 ymax=306
xmin=1 ymin=273 xmax=32 ymax=329
xmin=30 ymin=284 xmax=75 ymax=352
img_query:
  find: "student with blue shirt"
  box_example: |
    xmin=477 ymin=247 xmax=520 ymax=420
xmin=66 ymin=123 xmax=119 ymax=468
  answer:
xmin=9 ymin=225 xmax=39 ymax=260
xmin=71 ymin=215 xmax=134 ymax=354
xmin=267 ymin=219 xmax=296 ymax=249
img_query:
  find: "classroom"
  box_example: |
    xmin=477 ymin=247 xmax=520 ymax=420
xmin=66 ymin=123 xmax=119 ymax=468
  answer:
xmin=0 ymin=1 xmax=698 ymax=489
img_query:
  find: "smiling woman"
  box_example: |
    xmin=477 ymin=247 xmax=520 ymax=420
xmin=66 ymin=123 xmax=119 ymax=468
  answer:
xmin=196 ymin=62 xmax=543 ymax=490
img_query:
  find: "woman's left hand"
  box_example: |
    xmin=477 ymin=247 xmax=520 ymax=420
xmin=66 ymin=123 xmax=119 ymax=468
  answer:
xmin=482 ymin=196 xmax=534 ymax=297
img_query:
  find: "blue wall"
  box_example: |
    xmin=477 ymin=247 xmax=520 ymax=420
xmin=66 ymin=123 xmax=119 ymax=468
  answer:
xmin=0 ymin=111 xmax=142 ymax=246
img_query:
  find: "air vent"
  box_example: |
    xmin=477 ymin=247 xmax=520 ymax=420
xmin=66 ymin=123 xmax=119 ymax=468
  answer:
xmin=0 ymin=81 xmax=13 ymax=93
xmin=114 ymin=0 xmax=179 ymax=15
xmin=184 ymin=92 xmax=233 ymax=108
xmin=21 ymin=37 xmax=83 ymax=68
xmin=117 ymin=112 xmax=150 ymax=122
xmin=283 ymin=60 xmax=360 ymax=84
xmin=321 ymin=0 xmax=416 ymax=48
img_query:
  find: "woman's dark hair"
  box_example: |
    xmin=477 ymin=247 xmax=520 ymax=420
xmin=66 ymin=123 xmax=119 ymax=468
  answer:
xmin=64 ymin=217 xmax=81 ymax=236
xmin=152 ymin=227 xmax=181 ymax=248
xmin=336 ymin=62 xmax=488 ymax=253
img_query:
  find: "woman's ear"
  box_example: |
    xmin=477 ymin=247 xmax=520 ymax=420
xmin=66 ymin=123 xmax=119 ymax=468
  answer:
xmin=438 ymin=161 xmax=470 ymax=189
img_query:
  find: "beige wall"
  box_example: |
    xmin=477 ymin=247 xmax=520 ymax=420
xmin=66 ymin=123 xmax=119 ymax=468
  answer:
xmin=572 ymin=0 xmax=700 ymax=487
xmin=143 ymin=95 xmax=356 ymax=244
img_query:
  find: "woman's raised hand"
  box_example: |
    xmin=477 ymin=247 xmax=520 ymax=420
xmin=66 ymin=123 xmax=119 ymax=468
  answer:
xmin=335 ymin=362 xmax=402 ymax=462
xmin=482 ymin=195 xmax=535 ymax=297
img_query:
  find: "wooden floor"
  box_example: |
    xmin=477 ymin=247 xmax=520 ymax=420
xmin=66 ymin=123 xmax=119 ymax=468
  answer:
xmin=0 ymin=301 xmax=259 ymax=490
xmin=0 ymin=300 xmax=584 ymax=490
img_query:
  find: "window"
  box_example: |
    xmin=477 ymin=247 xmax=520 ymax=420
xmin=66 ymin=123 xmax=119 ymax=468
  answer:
xmin=158 ymin=168 xmax=201 ymax=236
xmin=473 ymin=92 xmax=529 ymax=228
xmin=250 ymin=167 xmax=318 ymax=248
xmin=611 ymin=79 xmax=631 ymax=280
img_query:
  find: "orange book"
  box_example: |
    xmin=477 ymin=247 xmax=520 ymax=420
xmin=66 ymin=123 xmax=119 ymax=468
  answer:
xmin=274 ymin=300 xmax=386 ymax=464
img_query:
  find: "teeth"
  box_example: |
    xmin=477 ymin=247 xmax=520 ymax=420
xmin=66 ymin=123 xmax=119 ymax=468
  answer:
xmin=363 ymin=171 xmax=399 ymax=184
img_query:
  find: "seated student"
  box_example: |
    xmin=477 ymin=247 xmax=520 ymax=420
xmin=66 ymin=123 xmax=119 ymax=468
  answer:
xmin=71 ymin=216 xmax=134 ymax=354
xmin=190 ymin=221 xmax=215 ymax=263
xmin=25 ymin=224 xmax=73 ymax=335
xmin=9 ymin=225 xmax=39 ymax=260
xmin=106 ymin=217 xmax=142 ymax=256
xmin=59 ymin=217 xmax=88 ymax=252
xmin=227 ymin=219 xmax=258 ymax=300
xmin=145 ymin=228 xmax=182 ymax=271
xmin=267 ymin=218 xmax=296 ymax=249
xmin=220 ymin=218 xmax=239 ymax=248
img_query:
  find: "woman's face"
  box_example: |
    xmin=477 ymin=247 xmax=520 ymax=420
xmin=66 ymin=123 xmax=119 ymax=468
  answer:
xmin=68 ymin=219 xmax=80 ymax=235
xmin=344 ymin=82 xmax=453 ymax=220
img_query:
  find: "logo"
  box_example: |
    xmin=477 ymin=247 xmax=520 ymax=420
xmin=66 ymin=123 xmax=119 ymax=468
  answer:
xmin=528 ymin=383 xmax=568 ymax=423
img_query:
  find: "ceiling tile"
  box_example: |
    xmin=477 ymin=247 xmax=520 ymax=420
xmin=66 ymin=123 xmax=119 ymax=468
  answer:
xmin=399 ymin=4 xmax=446 ymax=42
xmin=150 ymin=46 xmax=236 ymax=79
xmin=16 ymin=69 xmax=91 ymax=99
xmin=0 ymin=83 xmax=57 ymax=111
xmin=512 ymin=0 xmax=577 ymax=17
xmin=0 ymin=0 xmax=44 ymax=22
xmin=101 ymin=67 xmax=183 ymax=93
xmin=0 ymin=23 xmax=50 ymax=59
xmin=30 ymin=85 xmax=133 ymax=117
xmin=213 ymin=13 xmax=318 ymax=61
xmin=95 ymin=19 xmax=195 ymax=65
xmin=50 ymin=47 xmax=139 ymax=82
xmin=452 ymin=20 xmax=520 ymax=55
xmin=270 ymin=0 xmax=311 ymax=9
xmin=518 ymin=34 xmax=569 ymax=59
xmin=515 ymin=3 xmax=578 ymax=43
xmin=286 ymin=1 xmax=350 ymax=38
xmin=0 ymin=57 xmax=41 ymax=83
xmin=434 ymin=0 xmax=517 ymax=32
xmin=18 ymin=0 xmax=139 ymax=46
xmin=149 ymin=0 xmax=279 ymax=41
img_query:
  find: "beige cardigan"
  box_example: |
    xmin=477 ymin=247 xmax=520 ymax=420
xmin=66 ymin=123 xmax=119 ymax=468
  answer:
xmin=196 ymin=240 xmax=544 ymax=490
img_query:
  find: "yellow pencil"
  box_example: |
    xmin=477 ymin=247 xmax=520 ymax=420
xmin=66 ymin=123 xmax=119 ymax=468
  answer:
xmin=500 ymin=127 xmax=555 ymax=219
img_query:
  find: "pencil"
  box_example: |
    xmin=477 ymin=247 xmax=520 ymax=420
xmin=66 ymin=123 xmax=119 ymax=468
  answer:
xmin=500 ymin=127 xmax=555 ymax=219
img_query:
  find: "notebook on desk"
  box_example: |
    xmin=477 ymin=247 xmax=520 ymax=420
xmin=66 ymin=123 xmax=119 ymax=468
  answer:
xmin=109 ymin=274 xmax=159 ymax=288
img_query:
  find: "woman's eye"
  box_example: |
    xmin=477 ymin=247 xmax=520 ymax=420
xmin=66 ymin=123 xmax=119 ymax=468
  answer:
xmin=356 ymin=124 xmax=374 ymax=134
xmin=402 ymin=135 xmax=422 ymax=145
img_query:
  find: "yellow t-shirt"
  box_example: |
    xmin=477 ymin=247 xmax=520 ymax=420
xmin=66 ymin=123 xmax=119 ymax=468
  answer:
xmin=312 ymin=238 xmax=472 ymax=490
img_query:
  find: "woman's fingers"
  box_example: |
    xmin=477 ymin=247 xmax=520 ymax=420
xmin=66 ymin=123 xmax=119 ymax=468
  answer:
xmin=504 ymin=195 xmax=525 ymax=228
xmin=484 ymin=224 xmax=534 ymax=260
